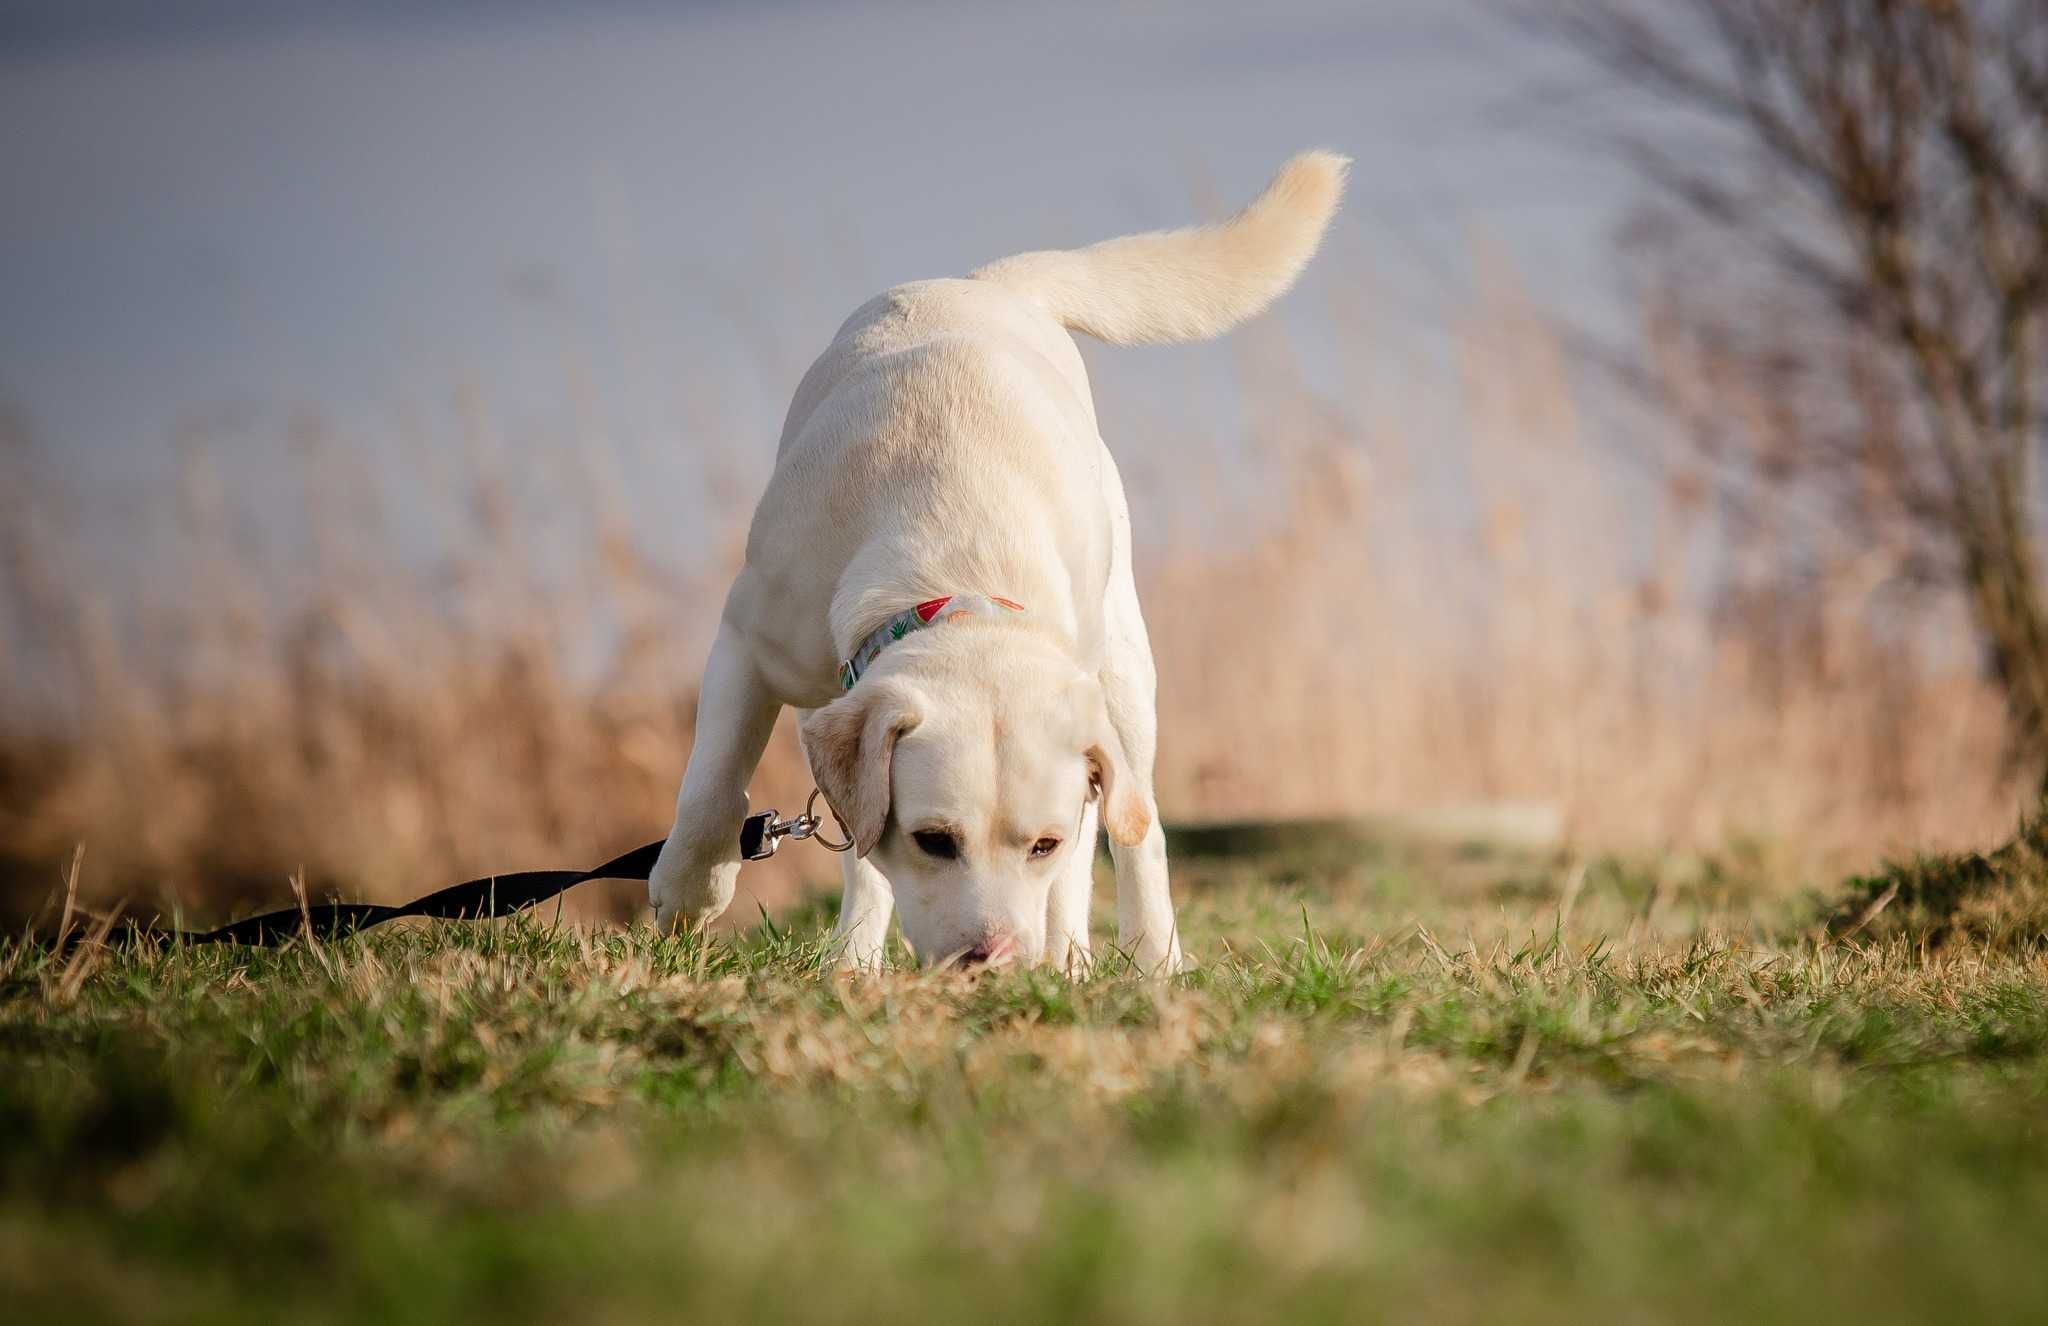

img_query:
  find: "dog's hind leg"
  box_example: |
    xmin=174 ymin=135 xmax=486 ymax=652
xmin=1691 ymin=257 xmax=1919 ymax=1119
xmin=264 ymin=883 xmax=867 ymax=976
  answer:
xmin=1044 ymin=799 xmax=1098 ymax=975
xmin=650 ymin=623 xmax=782 ymax=931
xmin=828 ymin=850 xmax=895 ymax=971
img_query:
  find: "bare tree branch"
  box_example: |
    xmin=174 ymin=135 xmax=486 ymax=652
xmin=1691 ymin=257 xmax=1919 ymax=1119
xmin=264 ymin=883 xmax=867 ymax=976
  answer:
xmin=1516 ymin=0 xmax=2048 ymax=776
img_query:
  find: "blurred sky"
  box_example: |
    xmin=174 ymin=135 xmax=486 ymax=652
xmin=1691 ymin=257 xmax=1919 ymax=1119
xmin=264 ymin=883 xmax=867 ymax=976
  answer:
xmin=1 ymin=0 xmax=1632 ymax=569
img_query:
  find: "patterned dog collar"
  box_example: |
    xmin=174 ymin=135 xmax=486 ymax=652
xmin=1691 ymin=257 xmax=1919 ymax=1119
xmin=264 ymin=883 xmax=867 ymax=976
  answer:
xmin=839 ymin=594 xmax=1026 ymax=691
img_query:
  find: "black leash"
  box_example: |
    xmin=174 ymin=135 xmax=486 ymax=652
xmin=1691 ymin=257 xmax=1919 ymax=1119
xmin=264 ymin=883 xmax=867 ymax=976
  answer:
xmin=54 ymin=796 xmax=851 ymax=952
xmin=83 ymin=839 xmax=666 ymax=950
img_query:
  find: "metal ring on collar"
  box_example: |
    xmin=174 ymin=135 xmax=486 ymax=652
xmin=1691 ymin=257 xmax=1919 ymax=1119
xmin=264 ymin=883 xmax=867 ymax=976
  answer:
xmin=804 ymin=787 xmax=854 ymax=853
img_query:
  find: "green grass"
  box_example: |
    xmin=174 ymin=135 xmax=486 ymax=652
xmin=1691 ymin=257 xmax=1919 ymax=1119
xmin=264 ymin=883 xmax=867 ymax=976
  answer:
xmin=5 ymin=838 xmax=2048 ymax=1324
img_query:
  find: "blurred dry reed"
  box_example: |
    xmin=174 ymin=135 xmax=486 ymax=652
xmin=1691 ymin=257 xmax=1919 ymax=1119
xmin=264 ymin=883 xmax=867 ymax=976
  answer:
xmin=0 ymin=251 xmax=2019 ymax=928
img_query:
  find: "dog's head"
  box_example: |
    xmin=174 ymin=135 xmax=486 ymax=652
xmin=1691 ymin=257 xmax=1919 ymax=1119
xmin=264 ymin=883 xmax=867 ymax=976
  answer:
xmin=798 ymin=623 xmax=1149 ymax=966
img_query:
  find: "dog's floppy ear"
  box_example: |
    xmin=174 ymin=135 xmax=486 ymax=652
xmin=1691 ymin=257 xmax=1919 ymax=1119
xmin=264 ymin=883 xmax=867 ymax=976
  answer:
xmin=1075 ymin=680 xmax=1152 ymax=848
xmin=799 ymin=679 xmax=924 ymax=857
xmin=1086 ymin=736 xmax=1151 ymax=848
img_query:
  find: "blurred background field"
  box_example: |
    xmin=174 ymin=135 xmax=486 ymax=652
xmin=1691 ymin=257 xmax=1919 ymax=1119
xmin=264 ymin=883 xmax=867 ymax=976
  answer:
xmin=0 ymin=1 xmax=2032 ymax=931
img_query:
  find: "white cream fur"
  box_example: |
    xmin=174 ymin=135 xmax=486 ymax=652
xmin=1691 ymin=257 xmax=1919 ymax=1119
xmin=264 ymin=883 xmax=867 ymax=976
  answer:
xmin=648 ymin=150 xmax=1348 ymax=971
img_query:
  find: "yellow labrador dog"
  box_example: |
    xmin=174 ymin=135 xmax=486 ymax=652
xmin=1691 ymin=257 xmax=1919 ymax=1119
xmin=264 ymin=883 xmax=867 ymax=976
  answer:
xmin=649 ymin=150 xmax=1348 ymax=971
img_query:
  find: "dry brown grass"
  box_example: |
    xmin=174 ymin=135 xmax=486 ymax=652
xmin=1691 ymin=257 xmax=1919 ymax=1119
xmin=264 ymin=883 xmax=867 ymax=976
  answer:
xmin=1151 ymin=262 xmax=2015 ymax=854
xmin=0 ymin=254 xmax=2020 ymax=928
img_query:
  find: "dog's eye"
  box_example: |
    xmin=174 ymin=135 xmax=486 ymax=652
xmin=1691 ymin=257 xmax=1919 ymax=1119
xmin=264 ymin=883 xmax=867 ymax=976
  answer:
xmin=1029 ymin=837 xmax=1061 ymax=860
xmin=912 ymin=829 xmax=960 ymax=860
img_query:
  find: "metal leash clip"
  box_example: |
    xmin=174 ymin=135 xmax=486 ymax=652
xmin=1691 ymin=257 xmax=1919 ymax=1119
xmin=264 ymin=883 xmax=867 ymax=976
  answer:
xmin=739 ymin=787 xmax=855 ymax=861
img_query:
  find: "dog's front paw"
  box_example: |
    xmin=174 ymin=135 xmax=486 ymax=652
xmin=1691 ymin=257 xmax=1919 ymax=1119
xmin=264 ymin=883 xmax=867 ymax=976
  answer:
xmin=1130 ymin=932 xmax=1186 ymax=978
xmin=649 ymin=849 xmax=739 ymax=932
xmin=826 ymin=933 xmax=888 ymax=974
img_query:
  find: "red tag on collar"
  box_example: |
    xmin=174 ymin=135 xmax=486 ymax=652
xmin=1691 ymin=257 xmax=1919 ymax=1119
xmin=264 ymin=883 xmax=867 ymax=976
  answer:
xmin=913 ymin=597 xmax=954 ymax=623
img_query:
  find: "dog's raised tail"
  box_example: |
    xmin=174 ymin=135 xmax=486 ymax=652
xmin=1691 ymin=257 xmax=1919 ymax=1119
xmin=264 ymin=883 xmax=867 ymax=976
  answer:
xmin=970 ymin=150 xmax=1349 ymax=347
